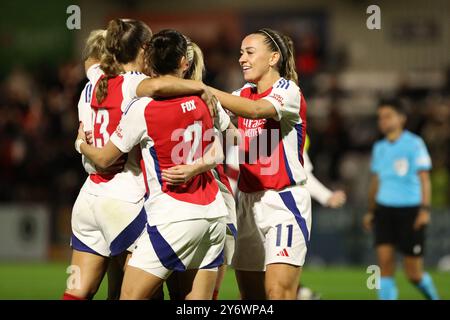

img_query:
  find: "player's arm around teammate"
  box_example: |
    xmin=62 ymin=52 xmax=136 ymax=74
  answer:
xmin=207 ymin=29 xmax=311 ymax=300
xmin=87 ymin=52 xmax=218 ymax=119
xmin=77 ymin=30 xmax=227 ymax=300
xmin=160 ymin=41 xmax=233 ymax=186
xmin=160 ymin=40 xmax=238 ymax=300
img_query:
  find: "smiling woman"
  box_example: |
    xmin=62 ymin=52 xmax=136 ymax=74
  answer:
xmin=240 ymin=28 xmax=298 ymax=86
xmin=207 ymin=28 xmax=311 ymax=300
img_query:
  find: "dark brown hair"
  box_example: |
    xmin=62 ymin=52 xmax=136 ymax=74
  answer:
xmin=96 ymin=18 xmax=152 ymax=103
xmin=378 ymin=98 xmax=408 ymax=116
xmin=144 ymin=29 xmax=188 ymax=77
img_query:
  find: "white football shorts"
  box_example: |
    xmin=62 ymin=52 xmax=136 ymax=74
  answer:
xmin=71 ymin=190 xmax=146 ymax=257
xmin=222 ymin=190 xmax=237 ymax=266
xmin=128 ymin=217 xmax=226 ymax=280
xmin=231 ymin=185 xmax=311 ymax=271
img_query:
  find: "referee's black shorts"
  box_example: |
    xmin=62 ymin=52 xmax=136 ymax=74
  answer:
xmin=374 ymin=204 xmax=426 ymax=256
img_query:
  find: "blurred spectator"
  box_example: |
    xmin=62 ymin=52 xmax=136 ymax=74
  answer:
xmin=0 ymin=63 xmax=86 ymax=242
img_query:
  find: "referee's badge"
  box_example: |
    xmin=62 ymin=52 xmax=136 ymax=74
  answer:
xmin=394 ymin=158 xmax=409 ymax=176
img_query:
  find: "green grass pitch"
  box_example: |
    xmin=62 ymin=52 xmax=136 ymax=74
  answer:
xmin=0 ymin=263 xmax=448 ymax=300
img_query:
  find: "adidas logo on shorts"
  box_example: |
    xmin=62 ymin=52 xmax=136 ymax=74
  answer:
xmin=277 ymin=248 xmax=290 ymax=257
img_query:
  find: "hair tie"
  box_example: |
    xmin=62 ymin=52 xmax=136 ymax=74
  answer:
xmin=259 ymin=29 xmax=283 ymax=61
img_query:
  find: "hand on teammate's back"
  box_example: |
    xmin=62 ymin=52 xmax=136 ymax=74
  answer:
xmin=162 ymin=164 xmax=199 ymax=186
xmin=77 ymin=122 xmax=86 ymax=142
xmin=96 ymin=156 xmax=127 ymax=175
xmin=201 ymin=87 xmax=218 ymax=118
xmin=85 ymin=130 xmax=93 ymax=145
xmin=77 ymin=122 xmax=126 ymax=175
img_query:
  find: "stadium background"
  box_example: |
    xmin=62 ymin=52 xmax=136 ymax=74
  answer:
xmin=0 ymin=0 xmax=449 ymax=299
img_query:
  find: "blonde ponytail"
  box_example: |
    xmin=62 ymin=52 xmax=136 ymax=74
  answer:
xmin=82 ymin=29 xmax=106 ymax=61
xmin=185 ymin=41 xmax=205 ymax=81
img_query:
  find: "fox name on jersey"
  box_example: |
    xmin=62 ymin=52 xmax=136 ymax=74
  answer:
xmin=110 ymin=95 xmax=227 ymax=226
xmin=181 ymin=99 xmax=197 ymax=113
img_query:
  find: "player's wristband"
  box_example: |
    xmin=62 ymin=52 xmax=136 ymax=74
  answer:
xmin=75 ymin=138 xmax=86 ymax=154
xmin=420 ymin=205 xmax=431 ymax=212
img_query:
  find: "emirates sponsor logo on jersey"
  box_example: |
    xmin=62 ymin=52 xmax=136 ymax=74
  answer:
xmin=242 ymin=118 xmax=266 ymax=128
xmin=245 ymin=127 xmax=263 ymax=137
xmin=242 ymin=119 xmax=266 ymax=137
xmin=168 ymin=121 xmax=281 ymax=175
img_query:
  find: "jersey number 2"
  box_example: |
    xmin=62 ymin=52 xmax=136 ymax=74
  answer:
xmin=184 ymin=121 xmax=202 ymax=164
